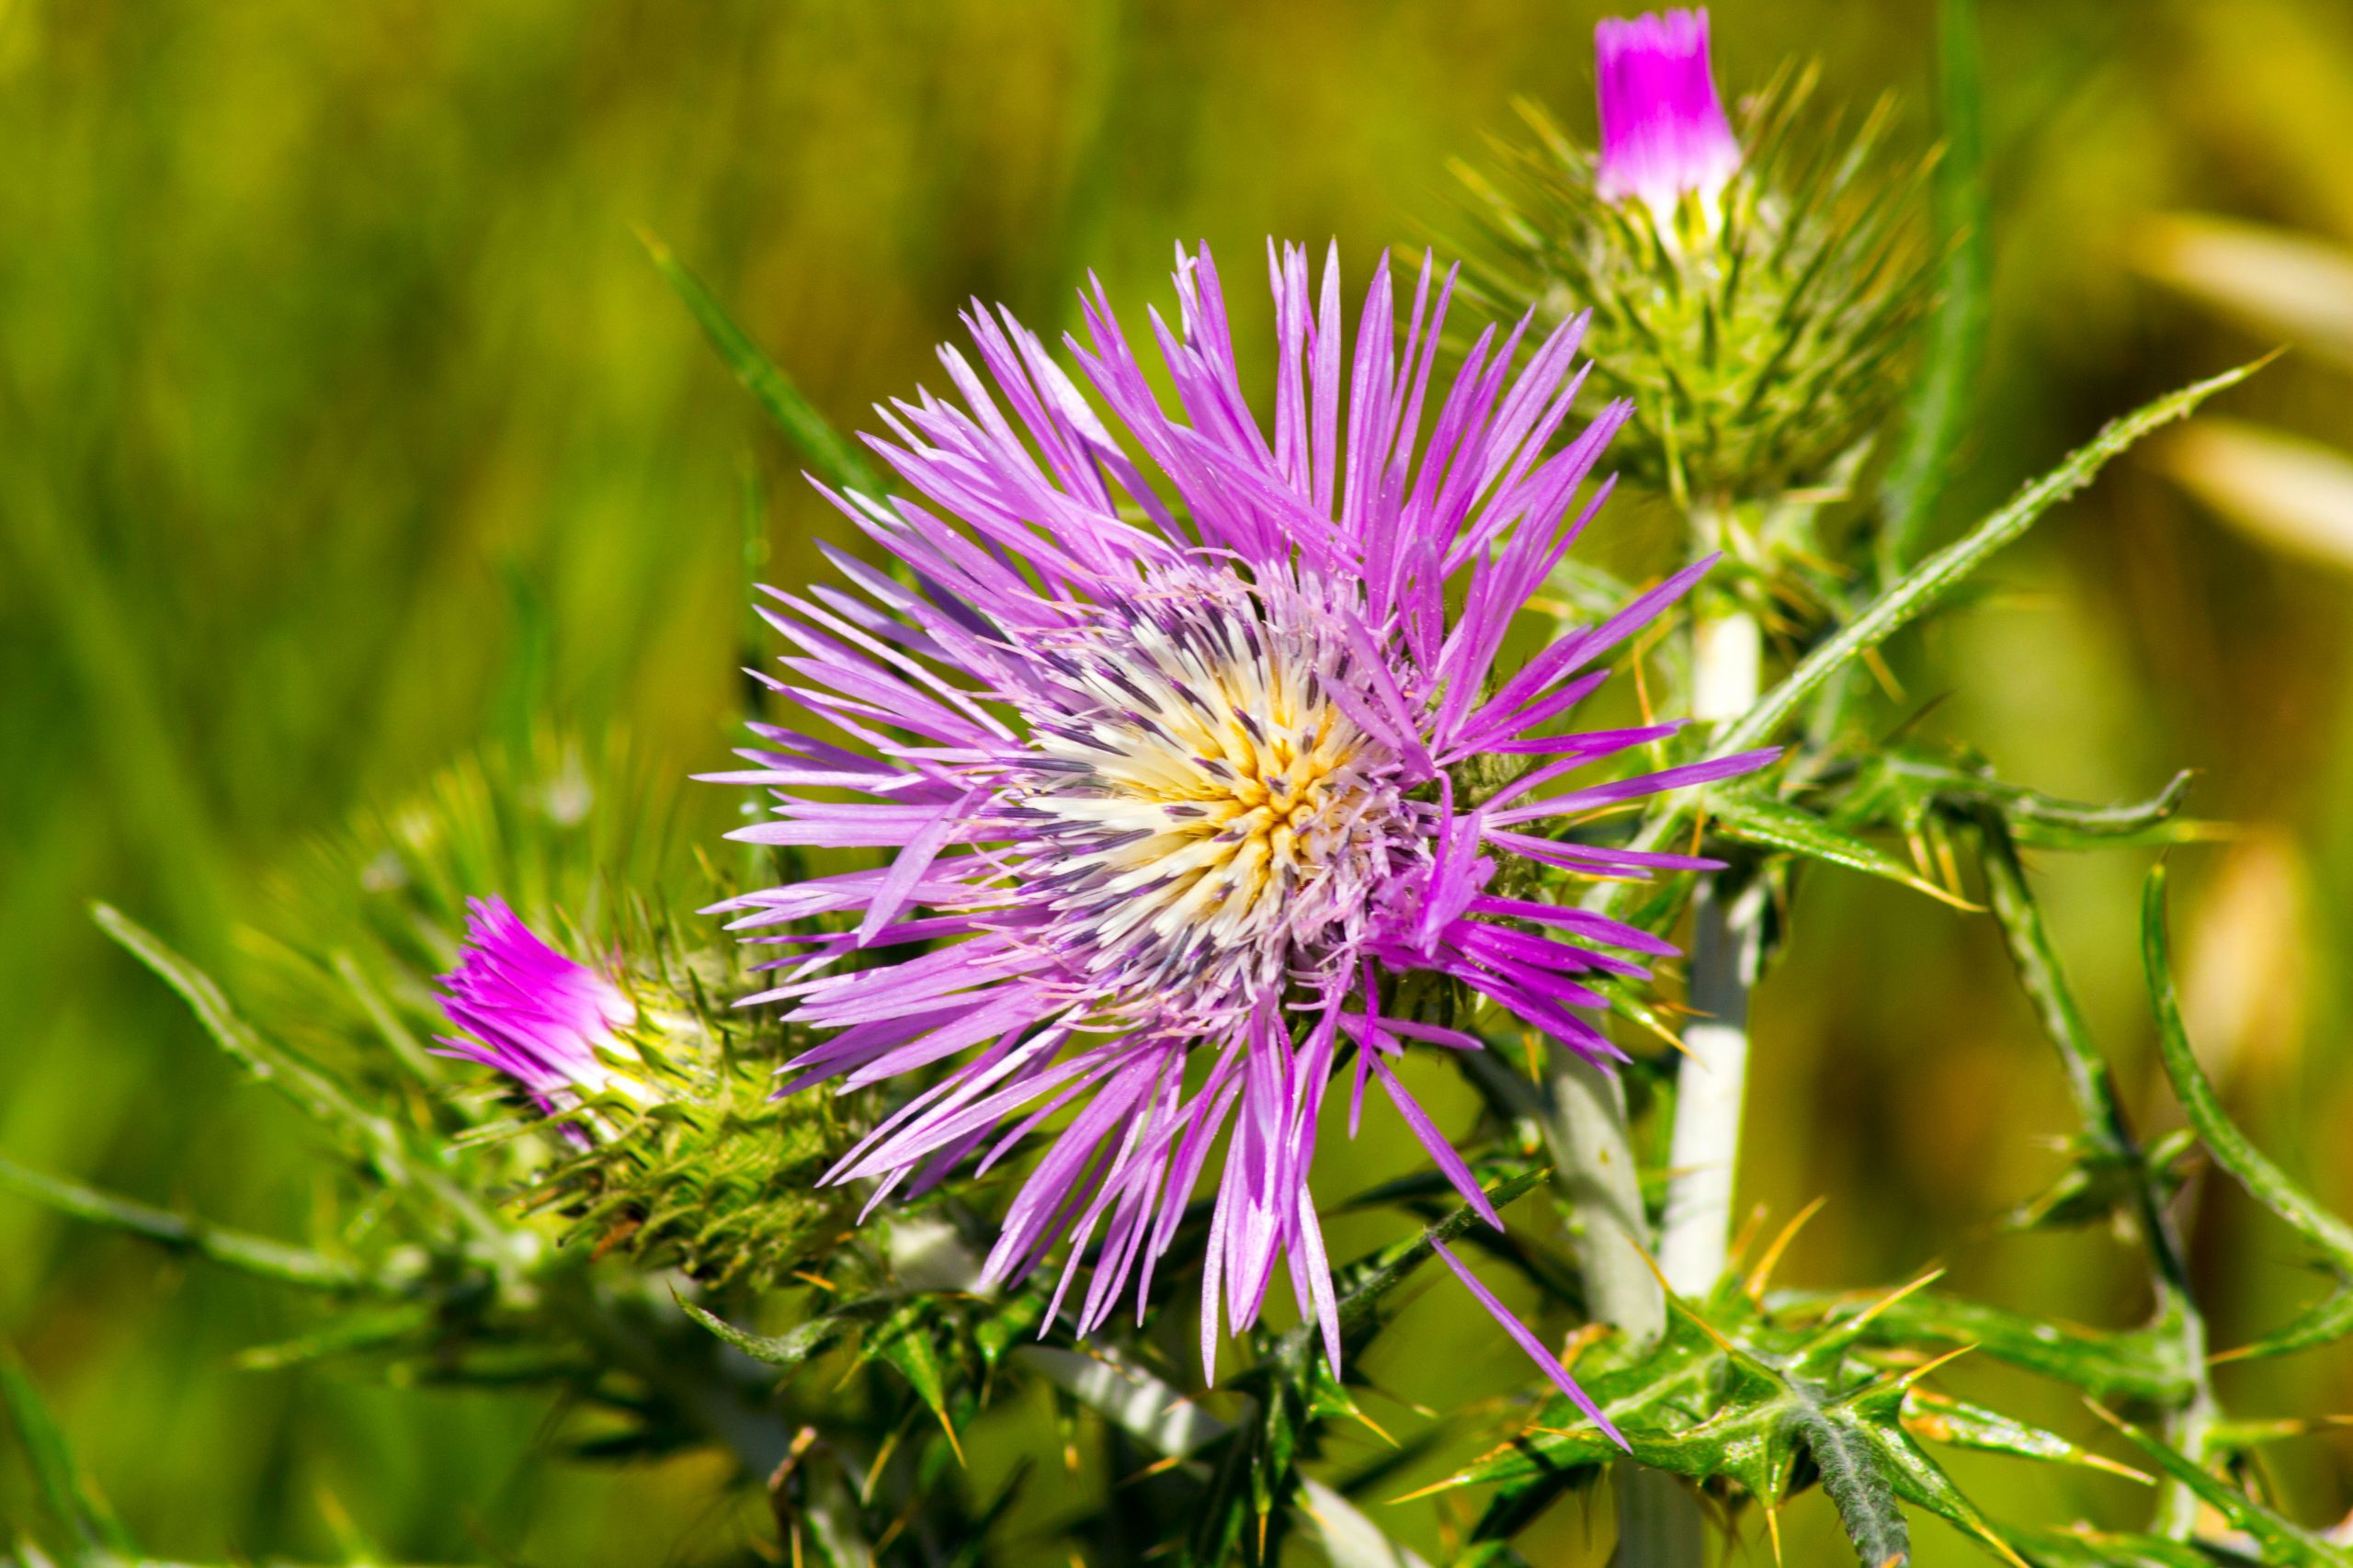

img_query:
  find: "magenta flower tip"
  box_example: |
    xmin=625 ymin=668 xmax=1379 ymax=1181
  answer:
xmin=1594 ymin=8 xmax=1742 ymax=217
xmin=434 ymin=896 xmax=631 ymax=1111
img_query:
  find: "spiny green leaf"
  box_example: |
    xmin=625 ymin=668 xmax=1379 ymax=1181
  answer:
xmin=1978 ymin=811 xmax=2212 ymax=1479
xmin=678 ymin=1298 xmax=851 ymax=1374
xmin=0 ymin=1154 xmax=364 ymax=1293
xmin=1715 ymin=358 xmax=2268 ymax=757
xmin=1770 ymin=1288 xmax=2193 ymax=1405
xmin=2220 ymin=1288 xmax=2353 ymax=1365
xmin=1792 ymin=1404 xmax=1912 ymax=1566
xmin=2002 ymin=772 xmax=2203 ymax=849
xmin=864 ymin=1299 xmax=962 ymax=1456
xmin=972 ymin=1289 xmax=1050 ymax=1376
xmin=1839 ymin=750 xmax=2201 ymax=851
xmin=2144 ymin=864 xmax=2353 ymax=1357
xmin=639 ymin=229 xmax=885 ymax=498
xmin=2144 ymin=863 xmax=2353 ymax=1264
xmin=2091 ymin=1406 xmax=2352 ymax=1566
xmin=1903 ymin=1389 xmax=2148 ymax=1483
xmin=1707 ymin=785 xmax=1973 ymax=906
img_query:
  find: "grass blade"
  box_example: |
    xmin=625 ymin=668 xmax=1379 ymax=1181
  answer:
xmin=1876 ymin=0 xmax=1991 ymax=582
xmin=640 ymin=229 xmax=885 ymax=498
xmin=0 ymin=1342 xmax=139 ymax=1565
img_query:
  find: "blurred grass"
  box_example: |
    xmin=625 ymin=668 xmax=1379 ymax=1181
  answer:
xmin=5 ymin=0 xmax=2353 ymax=1562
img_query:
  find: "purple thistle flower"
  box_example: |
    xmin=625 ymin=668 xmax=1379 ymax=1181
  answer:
xmin=712 ymin=242 xmax=1771 ymax=1434
xmin=436 ymin=896 xmax=641 ymax=1124
xmin=1594 ymin=8 xmax=1742 ymax=221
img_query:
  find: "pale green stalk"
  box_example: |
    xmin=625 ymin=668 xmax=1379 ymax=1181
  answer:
xmin=1659 ymin=494 xmax=1765 ymax=1299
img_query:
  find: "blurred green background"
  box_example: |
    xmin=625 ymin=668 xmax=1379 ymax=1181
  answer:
xmin=6 ymin=0 xmax=2353 ymax=1561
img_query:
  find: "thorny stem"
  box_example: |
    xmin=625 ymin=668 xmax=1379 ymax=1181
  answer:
xmin=1976 ymin=816 xmax=2215 ymax=1537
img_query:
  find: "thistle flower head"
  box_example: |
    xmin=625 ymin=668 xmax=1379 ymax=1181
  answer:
xmin=1595 ymin=8 xmax=1741 ymax=223
xmin=436 ymin=896 xmax=641 ymax=1116
xmin=716 ymin=242 xmax=1770 ymax=1423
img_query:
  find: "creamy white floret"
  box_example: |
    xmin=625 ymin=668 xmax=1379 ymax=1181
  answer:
xmin=1004 ymin=576 xmax=1422 ymax=1018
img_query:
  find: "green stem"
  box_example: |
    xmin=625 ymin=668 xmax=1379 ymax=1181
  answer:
xmin=1543 ymin=1054 xmax=1663 ymax=1343
xmin=1975 ymin=817 xmax=2214 ymax=1536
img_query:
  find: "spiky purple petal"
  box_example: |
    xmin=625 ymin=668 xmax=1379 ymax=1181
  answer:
xmin=435 ymin=897 xmax=632 ymax=1118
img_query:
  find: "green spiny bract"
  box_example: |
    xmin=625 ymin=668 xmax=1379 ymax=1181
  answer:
xmin=1454 ymin=65 xmax=1936 ymax=510
xmin=506 ymin=928 xmax=847 ymax=1291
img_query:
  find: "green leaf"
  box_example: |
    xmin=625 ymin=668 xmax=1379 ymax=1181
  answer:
xmin=1877 ymin=0 xmax=1991 ymax=584
xmin=2007 ymin=1524 xmax=2265 ymax=1567
xmin=2143 ymin=865 xmax=2353 ymax=1359
xmin=1979 ymin=820 xmax=2203 ymax=1315
xmin=2091 ymin=1407 xmax=2352 ymax=1566
xmin=1902 ymin=1390 xmax=2148 ymax=1483
xmin=1792 ymin=1403 xmax=1912 ymax=1567
xmin=678 ymin=1298 xmax=850 ymax=1375
xmin=1770 ymin=1288 xmax=2193 ymax=1405
xmin=863 ymin=1299 xmax=961 ymax=1455
xmin=0 ymin=1342 xmax=139 ymax=1566
xmin=232 ymin=1301 xmax=446 ymax=1372
xmin=972 ymin=1288 xmax=1050 ymax=1376
xmin=1707 ymin=786 xmax=1973 ymax=906
xmin=0 ymin=1155 xmax=363 ymax=1293
xmin=2221 ymin=1289 xmax=2353 ymax=1365
xmin=639 ymin=229 xmax=885 ymax=498
xmin=2001 ymin=774 xmax=2207 ymax=850
xmin=1715 ymin=358 xmax=2268 ymax=757
xmin=1415 ymin=1282 xmax=2039 ymax=1566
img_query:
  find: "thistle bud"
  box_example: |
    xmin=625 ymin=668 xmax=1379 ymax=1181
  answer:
xmin=433 ymin=893 xmax=842 ymax=1289
xmin=1457 ymin=7 xmax=1933 ymax=506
